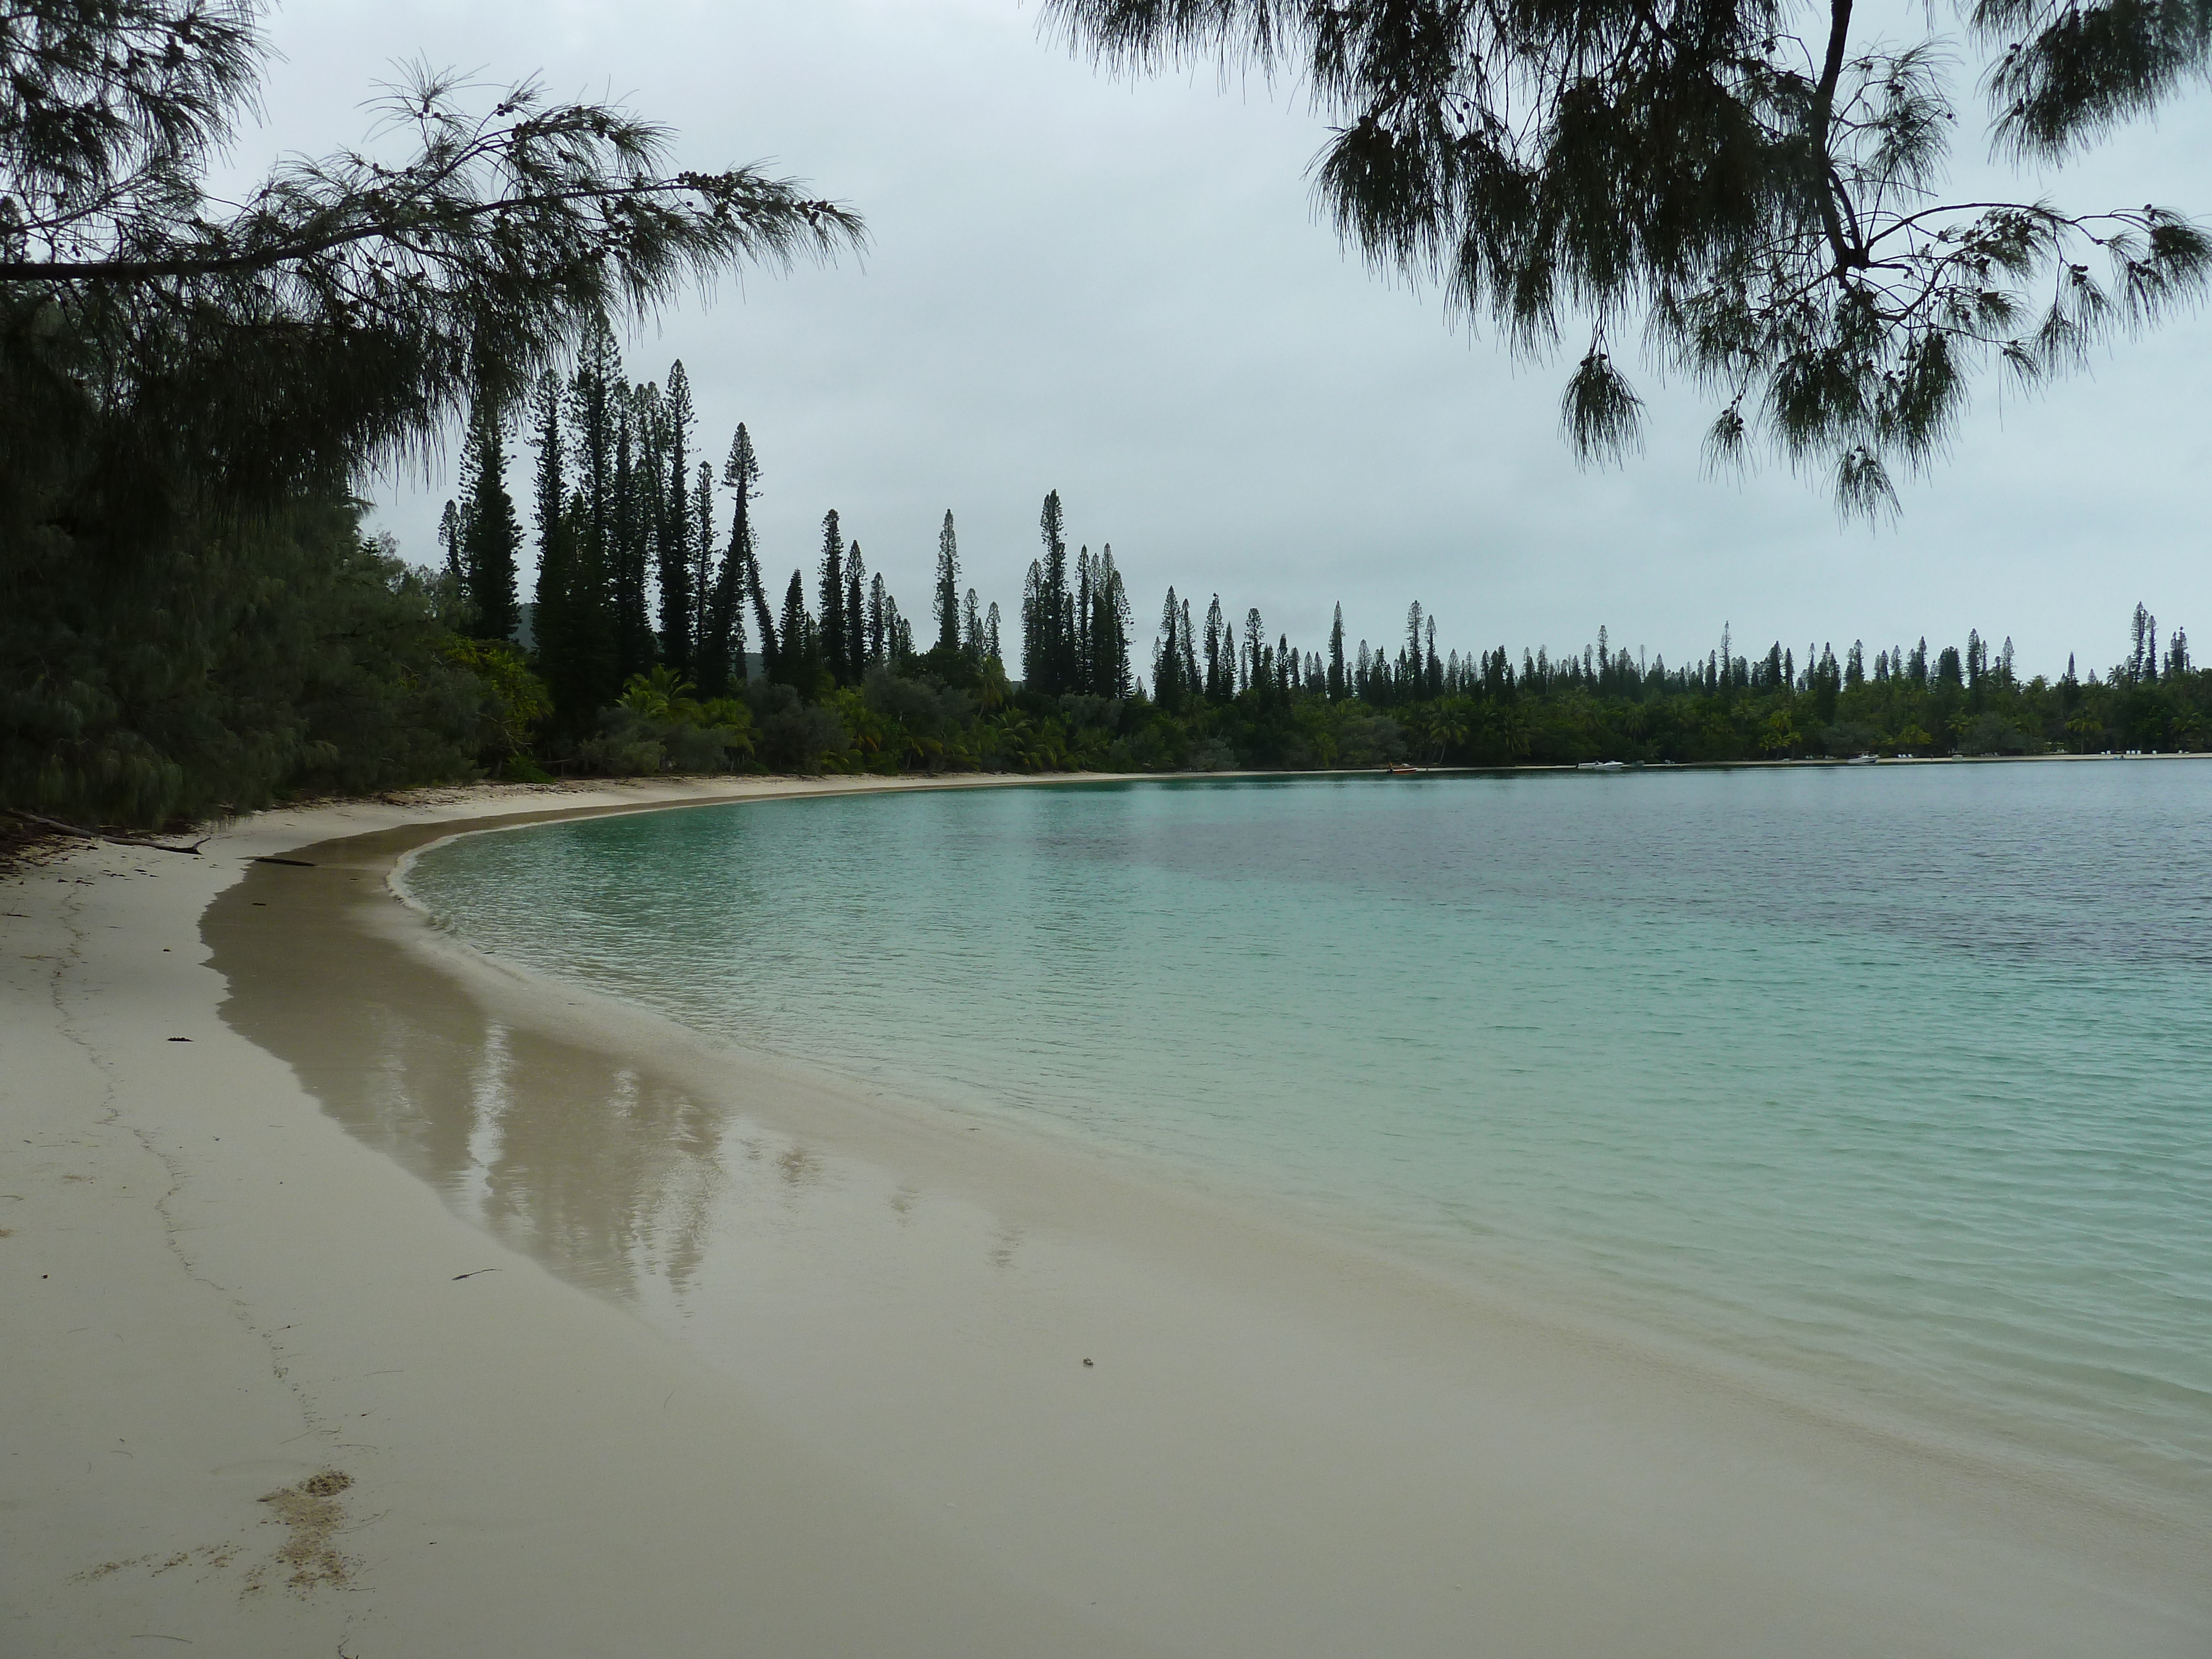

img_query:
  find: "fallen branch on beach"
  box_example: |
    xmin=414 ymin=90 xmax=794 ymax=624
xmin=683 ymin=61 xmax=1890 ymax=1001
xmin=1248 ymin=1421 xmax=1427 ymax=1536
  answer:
xmin=4 ymin=810 xmax=208 ymax=857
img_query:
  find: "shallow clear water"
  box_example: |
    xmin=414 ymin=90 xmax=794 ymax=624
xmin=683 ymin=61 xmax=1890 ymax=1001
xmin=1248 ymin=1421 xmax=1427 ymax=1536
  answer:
xmin=404 ymin=764 xmax=2212 ymax=1504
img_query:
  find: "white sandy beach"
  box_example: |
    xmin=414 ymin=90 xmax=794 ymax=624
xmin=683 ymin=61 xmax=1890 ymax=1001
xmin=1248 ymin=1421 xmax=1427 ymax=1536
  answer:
xmin=5 ymin=778 xmax=2206 ymax=1659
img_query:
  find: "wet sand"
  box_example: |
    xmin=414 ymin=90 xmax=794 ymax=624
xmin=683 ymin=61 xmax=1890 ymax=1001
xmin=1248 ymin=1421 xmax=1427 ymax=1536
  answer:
xmin=5 ymin=779 xmax=2205 ymax=1657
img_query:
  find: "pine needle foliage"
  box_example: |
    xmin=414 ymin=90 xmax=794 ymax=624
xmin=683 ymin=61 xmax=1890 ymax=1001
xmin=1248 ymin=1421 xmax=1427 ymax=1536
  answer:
xmin=1044 ymin=0 xmax=2211 ymax=514
xmin=2 ymin=0 xmax=865 ymax=510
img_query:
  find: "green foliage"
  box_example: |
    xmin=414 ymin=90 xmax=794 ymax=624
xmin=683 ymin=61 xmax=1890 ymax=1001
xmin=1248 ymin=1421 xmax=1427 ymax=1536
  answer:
xmin=454 ymin=393 xmax=523 ymax=640
xmin=560 ymin=599 xmax=2204 ymax=782
xmin=747 ymin=684 xmax=848 ymax=775
xmin=498 ymin=752 xmax=556 ymax=784
xmin=616 ymin=664 xmax=703 ymax=721
xmin=2 ymin=494 xmax=493 ymax=826
xmin=568 ymin=670 xmax=754 ymax=776
xmin=444 ymin=636 xmax=551 ymax=761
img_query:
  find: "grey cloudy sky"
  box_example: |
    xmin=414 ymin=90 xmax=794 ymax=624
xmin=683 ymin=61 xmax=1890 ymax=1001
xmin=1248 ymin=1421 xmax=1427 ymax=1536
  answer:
xmin=244 ymin=0 xmax=2209 ymax=678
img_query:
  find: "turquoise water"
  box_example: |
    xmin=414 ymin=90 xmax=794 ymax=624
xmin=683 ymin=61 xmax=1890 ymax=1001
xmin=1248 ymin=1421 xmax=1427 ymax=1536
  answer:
xmin=404 ymin=764 xmax=2212 ymax=1505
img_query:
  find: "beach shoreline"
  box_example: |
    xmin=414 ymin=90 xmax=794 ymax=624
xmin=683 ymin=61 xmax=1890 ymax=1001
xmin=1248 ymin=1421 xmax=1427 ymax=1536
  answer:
xmin=6 ymin=778 xmax=2206 ymax=1657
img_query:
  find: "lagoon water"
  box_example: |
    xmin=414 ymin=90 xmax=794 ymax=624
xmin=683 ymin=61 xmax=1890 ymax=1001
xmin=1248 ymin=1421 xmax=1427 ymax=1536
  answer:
xmin=404 ymin=762 xmax=2212 ymax=1512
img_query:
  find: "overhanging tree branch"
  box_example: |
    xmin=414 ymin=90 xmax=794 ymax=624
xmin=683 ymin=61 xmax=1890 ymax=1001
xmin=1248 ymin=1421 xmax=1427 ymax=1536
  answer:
xmin=2 ymin=15 xmax=864 ymax=509
xmin=1045 ymin=0 xmax=2211 ymax=517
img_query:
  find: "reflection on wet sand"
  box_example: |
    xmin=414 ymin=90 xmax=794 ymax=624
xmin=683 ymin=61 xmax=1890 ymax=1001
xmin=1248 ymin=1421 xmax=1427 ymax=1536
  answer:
xmin=207 ymin=825 xmax=750 ymax=1304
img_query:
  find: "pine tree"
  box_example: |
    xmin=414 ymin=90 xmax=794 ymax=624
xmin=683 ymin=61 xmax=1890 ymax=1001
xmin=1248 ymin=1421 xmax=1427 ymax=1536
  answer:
xmin=1328 ymin=603 xmax=1345 ymax=699
xmin=816 ymin=510 xmax=846 ymax=686
xmin=1032 ymin=490 xmax=1073 ymax=695
xmin=527 ymin=384 xmax=566 ymax=553
xmin=1203 ymin=595 xmax=1225 ymax=700
xmin=749 ymin=550 xmax=778 ymax=685
xmin=528 ymin=368 xmax=565 ymax=634
xmin=529 ymin=372 xmax=592 ymax=724
xmin=438 ymin=499 xmax=465 ymax=592
xmin=962 ymin=587 xmax=984 ymax=661
xmin=570 ymin=312 xmax=619 ymax=578
xmin=1092 ymin=545 xmax=1132 ymax=697
xmin=985 ymin=602 xmax=1003 ymax=663
xmin=845 ymin=541 xmax=867 ymax=682
xmin=723 ymin=426 xmax=778 ymax=686
xmin=934 ymin=511 xmax=961 ymax=653
xmin=458 ymin=393 xmax=523 ymax=641
xmin=868 ymin=572 xmax=888 ymax=665
xmin=699 ymin=430 xmax=753 ymax=697
xmin=1021 ymin=557 xmax=1045 ymax=686
xmin=686 ymin=468 xmax=714 ymax=672
xmin=1154 ymin=586 xmax=1186 ymax=706
xmin=557 ymin=315 xmax=633 ymax=703
xmin=560 ymin=483 xmax=616 ymax=721
xmin=779 ymin=568 xmax=818 ymax=691
xmin=608 ymin=385 xmax=651 ymax=678
xmin=656 ymin=362 xmax=697 ymax=673
xmin=1075 ymin=546 xmax=1095 ymax=693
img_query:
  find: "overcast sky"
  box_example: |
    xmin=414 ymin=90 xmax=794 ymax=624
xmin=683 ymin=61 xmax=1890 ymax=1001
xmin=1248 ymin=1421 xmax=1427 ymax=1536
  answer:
xmin=241 ymin=0 xmax=2210 ymax=679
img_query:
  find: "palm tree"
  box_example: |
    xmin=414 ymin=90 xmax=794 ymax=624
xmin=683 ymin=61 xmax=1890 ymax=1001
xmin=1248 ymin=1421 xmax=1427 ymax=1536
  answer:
xmin=1426 ymin=707 xmax=1470 ymax=763
xmin=617 ymin=666 xmax=701 ymax=722
xmin=1759 ymin=711 xmax=1802 ymax=758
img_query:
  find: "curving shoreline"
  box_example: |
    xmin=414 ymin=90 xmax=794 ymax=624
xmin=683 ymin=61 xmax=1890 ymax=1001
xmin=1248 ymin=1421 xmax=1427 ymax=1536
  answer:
xmin=5 ymin=778 xmax=2206 ymax=1657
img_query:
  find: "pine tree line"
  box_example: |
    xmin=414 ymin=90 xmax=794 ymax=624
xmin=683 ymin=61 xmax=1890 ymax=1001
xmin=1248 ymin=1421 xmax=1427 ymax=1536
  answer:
xmin=436 ymin=347 xmax=2207 ymax=774
xmin=1018 ymin=491 xmax=1134 ymax=697
xmin=444 ymin=319 xmax=942 ymax=730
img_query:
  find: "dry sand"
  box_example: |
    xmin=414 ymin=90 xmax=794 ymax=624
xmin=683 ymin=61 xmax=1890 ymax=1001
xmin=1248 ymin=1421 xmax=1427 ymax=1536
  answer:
xmin=4 ymin=778 xmax=2205 ymax=1658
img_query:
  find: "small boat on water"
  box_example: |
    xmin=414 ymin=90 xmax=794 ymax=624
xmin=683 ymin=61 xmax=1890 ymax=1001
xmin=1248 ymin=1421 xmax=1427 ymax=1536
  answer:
xmin=1389 ymin=763 xmax=1423 ymax=776
xmin=1576 ymin=760 xmax=1626 ymax=771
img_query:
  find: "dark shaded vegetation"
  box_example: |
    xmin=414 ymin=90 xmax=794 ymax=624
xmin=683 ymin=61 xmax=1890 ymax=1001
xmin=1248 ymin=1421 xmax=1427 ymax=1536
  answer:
xmin=2 ymin=0 xmax=855 ymax=828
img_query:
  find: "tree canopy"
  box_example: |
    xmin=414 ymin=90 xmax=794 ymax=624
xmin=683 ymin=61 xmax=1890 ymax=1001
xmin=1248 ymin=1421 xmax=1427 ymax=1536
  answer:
xmin=1 ymin=0 xmax=861 ymax=826
xmin=1 ymin=0 xmax=864 ymax=514
xmin=1044 ymin=0 xmax=2211 ymax=514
